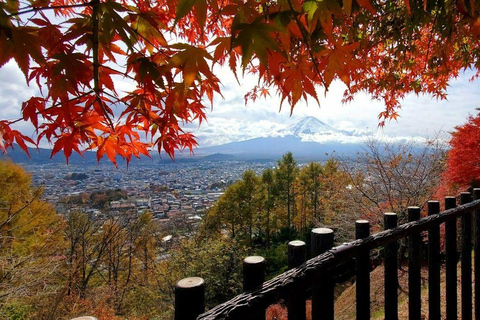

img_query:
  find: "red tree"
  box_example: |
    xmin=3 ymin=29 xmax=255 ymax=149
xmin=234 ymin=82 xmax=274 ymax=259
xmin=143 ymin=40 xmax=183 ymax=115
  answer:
xmin=445 ymin=114 xmax=480 ymax=188
xmin=1 ymin=0 xmax=480 ymax=164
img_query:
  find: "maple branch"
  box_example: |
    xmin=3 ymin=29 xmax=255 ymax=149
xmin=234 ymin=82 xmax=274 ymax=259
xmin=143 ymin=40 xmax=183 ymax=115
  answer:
xmin=7 ymin=118 xmax=23 ymax=125
xmin=5 ymin=91 xmax=95 ymax=129
xmin=8 ymin=2 xmax=91 ymax=17
xmin=129 ymin=28 xmax=170 ymax=59
xmin=92 ymin=0 xmax=100 ymax=98
xmin=285 ymin=0 xmax=327 ymax=89
xmin=423 ymin=14 xmax=438 ymax=72
xmin=101 ymin=65 xmax=137 ymax=82
xmin=91 ymin=0 xmax=114 ymax=131
xmin=102 ymin=91 xmax=125 ymax=105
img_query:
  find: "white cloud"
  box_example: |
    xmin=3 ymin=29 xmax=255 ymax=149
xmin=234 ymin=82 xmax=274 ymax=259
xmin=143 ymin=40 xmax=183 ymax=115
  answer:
xmin=0 ymin=61 xmax=38 ymax=119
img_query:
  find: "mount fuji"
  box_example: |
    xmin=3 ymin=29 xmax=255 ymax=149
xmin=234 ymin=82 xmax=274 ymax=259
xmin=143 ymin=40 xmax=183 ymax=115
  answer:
xmin=196 ymin=116 xmax=367 ymax=160
xmin=276 ymin=116 xmax=349 ymax=137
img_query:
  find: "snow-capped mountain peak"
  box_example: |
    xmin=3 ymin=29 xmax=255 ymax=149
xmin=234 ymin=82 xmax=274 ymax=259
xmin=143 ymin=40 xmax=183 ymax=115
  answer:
xmin=269 ymin=116 xmax=367 ymax=144
xmin=274 ymin=116 xmax=349 ymax=137
xmin=287 ymin=116 xmax=343 ymax=136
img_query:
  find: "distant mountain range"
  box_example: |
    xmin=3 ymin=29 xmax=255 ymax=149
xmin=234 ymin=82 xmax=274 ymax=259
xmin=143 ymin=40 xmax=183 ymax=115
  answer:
xmin=1 ymin=117 xmax=368 ymax=164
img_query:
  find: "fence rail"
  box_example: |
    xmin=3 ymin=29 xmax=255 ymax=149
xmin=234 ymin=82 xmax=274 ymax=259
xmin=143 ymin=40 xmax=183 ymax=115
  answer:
xmin=175 ymin=189 xmax=480 ymax=320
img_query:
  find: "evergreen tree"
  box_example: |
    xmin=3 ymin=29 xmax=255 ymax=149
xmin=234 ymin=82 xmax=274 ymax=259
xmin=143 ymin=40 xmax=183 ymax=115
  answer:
xmin=262 ymin=168 xmax=275 ymax=248
xmin=275 ymin=152 xmax=298 ymax=238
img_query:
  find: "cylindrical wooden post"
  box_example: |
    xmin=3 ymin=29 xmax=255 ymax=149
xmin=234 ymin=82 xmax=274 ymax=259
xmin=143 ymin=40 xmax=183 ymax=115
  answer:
xmin=460 ymin=192 xmax=473 ymax=320
xmin=474 ymin=188 xmax=480 ymax=320
xmin=408 ymin=206 xmax=422 ymax=320
xmin=243 ymin=256 xmax=266 ymax=291
xmin=287 ymin=240 xmax=307 ymax=320
xmin=311 ymin=227 xmax=334 ymax=256
xmin=384 ymin=213 xmax=398 ymax=320
xmin=355 ymin=220 xmax=370 ymax=320
xmin=288 ymin=240 xmax=307 ymax=269
xmin=175 ymin=277 xmax=205 ymax=320
xmin=311 ymin=228 xmax=334 ymax=320
xmin=428 ymin=201 xmax=441 ymax=320
xmin=243 ymin=256 xmax=266 ymax=320
xmin=445 ymin=196 xmax=457 ymax=320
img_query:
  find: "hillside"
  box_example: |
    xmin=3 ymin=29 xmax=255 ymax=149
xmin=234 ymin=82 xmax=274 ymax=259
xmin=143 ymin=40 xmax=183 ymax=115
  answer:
xmin=267 ymin=263 xmax=466 ymax=319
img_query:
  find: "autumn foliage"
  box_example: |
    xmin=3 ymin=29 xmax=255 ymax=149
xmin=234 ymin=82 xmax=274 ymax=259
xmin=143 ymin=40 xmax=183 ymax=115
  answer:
xmin=1 ymin=0 xmax=480 ymax=163
xmin=445 ymin=113 xmax=480 ymax=188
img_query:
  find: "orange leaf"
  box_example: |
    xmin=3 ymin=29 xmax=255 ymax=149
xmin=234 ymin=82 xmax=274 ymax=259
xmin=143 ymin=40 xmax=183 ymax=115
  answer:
xmin=404 ymin=0 xmax=412 ymax=16
xmin=473 ymin=18 xmax=480 ymax=39
xmin=22 ymin=97 xmax=45 ymax=129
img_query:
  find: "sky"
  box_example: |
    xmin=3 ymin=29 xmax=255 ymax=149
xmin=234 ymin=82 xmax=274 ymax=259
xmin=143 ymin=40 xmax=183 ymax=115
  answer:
xmin=183 ymin=65 xmax=480 ymax=147
xmin=1 ymin=59 xmax=479 ymax=149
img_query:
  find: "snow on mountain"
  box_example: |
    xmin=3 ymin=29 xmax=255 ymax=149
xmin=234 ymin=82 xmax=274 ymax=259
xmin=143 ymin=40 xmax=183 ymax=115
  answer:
xmin=284 ymin=116 xmax=346 ymax=136
xmin=272 ymin=116 xmax=369 ymax=144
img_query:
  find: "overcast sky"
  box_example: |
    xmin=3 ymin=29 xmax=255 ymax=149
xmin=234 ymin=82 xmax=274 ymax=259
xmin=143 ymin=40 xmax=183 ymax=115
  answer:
xmin=1 ymin=60 xmax=479 ymax=149
xmin=184 ymin=65 xmax=480 ymax=147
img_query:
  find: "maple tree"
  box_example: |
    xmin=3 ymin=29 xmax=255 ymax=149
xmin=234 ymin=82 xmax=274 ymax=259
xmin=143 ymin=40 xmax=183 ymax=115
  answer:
xmin=444 ymin=113 xmax=480 ymax=187
xmin=1 ymin=0 xmax=479 ymax=164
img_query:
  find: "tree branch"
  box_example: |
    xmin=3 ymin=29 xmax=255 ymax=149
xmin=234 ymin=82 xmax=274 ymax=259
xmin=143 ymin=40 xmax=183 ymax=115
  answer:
xmin=8 ymin=2 xmax=91 ymax=17
xmin=90 ymin=0 xmax=113 ymax=130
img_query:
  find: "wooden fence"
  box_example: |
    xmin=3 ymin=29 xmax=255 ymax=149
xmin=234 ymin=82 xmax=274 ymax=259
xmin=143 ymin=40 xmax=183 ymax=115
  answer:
xmin=175 ymin=190 xmax=480 ymax=320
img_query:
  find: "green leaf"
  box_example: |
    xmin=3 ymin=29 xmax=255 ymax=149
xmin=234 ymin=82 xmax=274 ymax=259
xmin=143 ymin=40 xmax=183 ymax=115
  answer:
xmin=303 ymin=1 xmax=318 ymax=23
xmin=6 ymin=0 xmax=19 ymax=14
xmin=0 ymin=7 xmax=14 ymax=69
xmin=194 ymin=0 xmax=207 ymax=29
xmin=168 ymin=44 xmax=214 ymax=89
xmin=273 ymin=11 xmax=292 ymax=30
xmin=343 ymin=0 xmax=352 ymax=16
xmin=101 ymin=2 xmax=137 ymax=49
xmin=176 ymin=0 xmax=196 ymax=21
xmin=233 ymin=22 xmax=280 ymax=70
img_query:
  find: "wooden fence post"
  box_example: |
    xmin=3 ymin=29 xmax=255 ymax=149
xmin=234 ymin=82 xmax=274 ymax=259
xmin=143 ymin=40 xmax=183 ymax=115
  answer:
xmin=408 ymin=206 xmax=422 ymax=320
xmin=287 ymin=240 xmax=307 ymax=320
xmin=355 ymin=220 xmax=370 ymax=320
xmin=460 ymin=192 xmax=473 ymax=320
xmin=474 ymin=188 xmax=480 ymax=320
xmin=311 ymin=228 xmax=334 ymax=320
xmin=444 ymin=196 xmax=457 ymax=320
xmin=243 ymin=256 xmax=266 ymax=320
xmin=384 ymin=213 xmax=398 ymax=320
xmin=428 ymin=201 xmax=441 ymax=320
xmin=175 ymin=277 xmax=205 ymax=320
